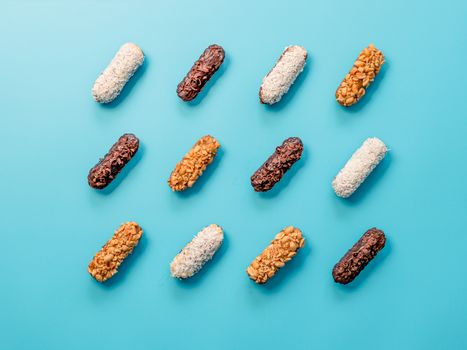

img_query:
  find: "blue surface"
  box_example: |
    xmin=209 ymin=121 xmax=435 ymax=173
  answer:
xmin=2 ymin=1 xmax=467 ymax=349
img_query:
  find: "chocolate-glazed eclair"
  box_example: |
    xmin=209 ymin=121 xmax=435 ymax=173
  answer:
xmin=177 ymin=44 xmax=225 ymax=101
xmin=88 ymin=133 xmax=139 ymax=189
xmin=332 ymin=227 xmax=386 ymax=284
xmin=250 ymin=137 xmax=303 ymax=192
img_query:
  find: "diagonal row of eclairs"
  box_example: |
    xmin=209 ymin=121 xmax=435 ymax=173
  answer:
xmin=86 ymin=42 xmax=390 ymax=286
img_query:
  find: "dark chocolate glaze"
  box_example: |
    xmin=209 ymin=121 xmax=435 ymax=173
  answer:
xmin=87 ymin=133 xmax=139 ymax=189
xmin=250 ymin=137 xmax=303 ymax=192
xmin=332 ymin=228 xmax=386 ymax=284
xmin=177 ymin=44 xmax=225 ymax=101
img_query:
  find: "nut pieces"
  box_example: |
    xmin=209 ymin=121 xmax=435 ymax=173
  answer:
xmin=332 ymin=227 xmax=386 ymax=284
xmin=335 ymin=44 xmax=384 ymax=106
xmin=84 ymin=44 xmax=391 ymax=290
xmin=168 ymin=135 xmax=220 ymax=191
xmin=177 ymin=44 xmax=225 ymax=102
xmin=247 ymin=226 xmax=305 ymax=284
xmin=250 ymin=137 xmax=303 ymax=192
xmin=87 ymin=133 xmax=140 ymax=190
xmin=88 ymin=222 xmax=143 ymax=282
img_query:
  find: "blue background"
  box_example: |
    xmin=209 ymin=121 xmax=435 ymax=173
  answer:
xmin=2 ymin=0 xmax=467 ymax=349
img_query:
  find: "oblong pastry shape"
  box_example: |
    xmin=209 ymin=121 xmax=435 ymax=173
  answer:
xmin=250 ymin=137 xmax=303 ymax=192
xmin=332 ymin=137 xmax=387 ymax=198
xmin=259 ymin=45 xmax=307 ymax=105
xmin=332 ymin=227 xmax=386 ymax=284
xmin=247 ymin=226 xmax=305 ymax=284
xmin=92 ymin=42 xmax=144 ymax=103
xmin=335 ymin=44 xmax=384 ymax=106
xmin=177 ymin=44 xmax=225 ymax=101
xmin=170 ymin=224 xmax=224 ymax=279
xmin=87 ymin=133 xmax=140 ymax=189
xmin=168 ymin=135 xmax=220 ymax=191
xmin=88 ymin=222 xmax=143 ymax=282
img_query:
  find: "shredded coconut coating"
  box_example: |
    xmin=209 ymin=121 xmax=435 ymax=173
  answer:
xmin=259 ymin=45 xmax=307 ymax=105
xmin=247 ymin=226 xmax=305 ymax=284
xmin=88 ymin=222 xmax=143 ymax=282
xmin=170 ymin=224 xmax=224 ymax=279
xmin=168 ymin=135 xmax=220 ymax=191
xmin=335 ymin=44 xmax=385 ymax=106
xmin=92 ymin=43 xmax=144 ymax=103
xmin=332 ymin=137 xmax=387 ymax=198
